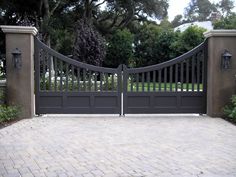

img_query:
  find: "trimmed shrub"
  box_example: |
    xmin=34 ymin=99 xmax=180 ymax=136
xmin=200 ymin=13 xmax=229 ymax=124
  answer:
xmin=223 ymin=95 xmax=236 ymax=122
xmin=0 ymin=105 xmax=21 ymax=123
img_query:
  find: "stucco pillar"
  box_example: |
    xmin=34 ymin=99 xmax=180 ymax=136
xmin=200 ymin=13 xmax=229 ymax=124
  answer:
xmin=204 ymin=30 xmax=236 ymax=117
xmin=1 ymin=26 xmax=38 ymax=118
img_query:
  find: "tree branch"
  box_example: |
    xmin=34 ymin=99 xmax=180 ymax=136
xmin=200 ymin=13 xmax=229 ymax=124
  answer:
xmin=95 ymin=0 xmax=106 ymax=8
xmin=50 ymin=0 xmax=61 ymax=17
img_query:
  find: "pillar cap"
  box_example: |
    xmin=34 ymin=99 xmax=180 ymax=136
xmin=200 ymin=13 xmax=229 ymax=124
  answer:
xmin=204 ymin=30 xmax=236 ymax=38
xmin=0 ymin=25 xmax=38 ymax=36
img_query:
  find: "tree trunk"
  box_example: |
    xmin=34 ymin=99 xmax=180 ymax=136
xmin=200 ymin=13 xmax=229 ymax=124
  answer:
xmin=42 ymin=0 xmax=54 ymax=76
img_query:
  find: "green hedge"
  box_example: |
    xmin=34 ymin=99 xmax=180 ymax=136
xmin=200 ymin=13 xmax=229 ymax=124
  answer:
xmin=0 ymin=105 xmax=21 ymax=123
xmin=223 ymin=95 xmax=236 ymax=123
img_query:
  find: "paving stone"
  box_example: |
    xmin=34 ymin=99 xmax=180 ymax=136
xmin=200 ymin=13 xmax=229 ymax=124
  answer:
xmin=0 ymin=115 xmax=236 ymax=177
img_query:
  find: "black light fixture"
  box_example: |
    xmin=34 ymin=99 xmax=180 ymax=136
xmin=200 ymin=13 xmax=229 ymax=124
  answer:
xmin=12 ymin=48 xmax=22 ymax=69
xmin=222 ymin=49 xmax=232 ymax=69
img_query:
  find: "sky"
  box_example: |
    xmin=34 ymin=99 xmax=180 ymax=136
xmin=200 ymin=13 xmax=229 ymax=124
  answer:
xmin=168 ymin=0 xmax=236 ymax=21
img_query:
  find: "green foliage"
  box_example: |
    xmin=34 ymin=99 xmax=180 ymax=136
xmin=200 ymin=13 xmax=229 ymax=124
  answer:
xmin=184 ymin=0 xmax=216 ymax=21
xmin=213 ymin=13 xmax=236 ymax=29
xmin=173 ymin=25 xmax=206 ymax=55
xmin=0 ymin=105 xmax=21 ymax=123
xmin=73 ymin=19 xmax=106 ymax=66
xmin=133 ymin=23 xmax=160 ymax=67
xmin=105 ymin=29 xmax=134 ymax=68
xmin=0 ymin=86 xmax=6 ymax=104
xmin=223 ymin=95 xmax=236 ymax=121
xmin=51 ymin=29 xmax=74 ymax=55
xmin=216 ymin=0 xmax=235 ymax=17
xmin=134 ymin=23 xmax=180 ymax=67
xmin=171 ymin=15 xmax=183 ymax=28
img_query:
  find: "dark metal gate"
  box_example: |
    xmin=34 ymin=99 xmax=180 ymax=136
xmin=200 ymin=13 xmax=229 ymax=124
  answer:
xmin=35 ymin=38 xmax=122 ymax=114
xmin=123 ymin=40 xmax=207 ymax=114
xmin=35 ymin=38 xmax=207 ymax=115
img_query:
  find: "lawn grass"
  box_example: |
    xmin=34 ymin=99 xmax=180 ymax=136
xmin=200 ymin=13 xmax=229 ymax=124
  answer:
xmin=127 ymin=82 xmax=203 ymax=92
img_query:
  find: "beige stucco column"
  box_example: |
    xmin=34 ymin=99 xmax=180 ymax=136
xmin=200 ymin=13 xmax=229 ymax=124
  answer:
xmin=1 ymin=26 xmax=38 ymax=118
xmin=204 ymin=30 xmax=236 ymax=117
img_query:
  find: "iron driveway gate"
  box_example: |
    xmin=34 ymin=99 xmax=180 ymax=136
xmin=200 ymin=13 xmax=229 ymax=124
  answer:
xmin=35 ymin=38 xmax=122 ymax=114
xmin=123 ymin=41 xmax=207 ymax=114
xmin=35 ymin=38 xmax=207 ymax=115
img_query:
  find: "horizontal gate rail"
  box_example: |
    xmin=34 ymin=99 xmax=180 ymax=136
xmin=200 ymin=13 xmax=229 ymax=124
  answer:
xmin=123 ymin=40 xmax=208 ymax=114
xmin=35 ymin=38 xmax=122 ymax=114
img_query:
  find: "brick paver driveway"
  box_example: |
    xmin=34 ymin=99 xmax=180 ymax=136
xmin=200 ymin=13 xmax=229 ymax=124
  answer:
xmin=0 ymin=115 xmax=236 ymax=177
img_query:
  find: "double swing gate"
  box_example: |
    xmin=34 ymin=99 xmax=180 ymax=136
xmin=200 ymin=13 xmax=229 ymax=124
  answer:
xmin=35 ymin=37 xmax=207 ymax=115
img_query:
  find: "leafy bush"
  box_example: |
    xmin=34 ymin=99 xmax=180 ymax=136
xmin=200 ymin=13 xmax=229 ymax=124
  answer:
xmin=223 ymin=95 xmax=236 ymax=121
xmin=73 ymin=19 xmax=106 ymax=66
xmin=0 ymin=105 xmax=21 ymax=123
xmin=105 ymin=29 xmax=134 ymax=68
xmin=173 ymin=25 xmax=206 ymax=55
xmin=214 ymin=13 xmax=236 ymax=29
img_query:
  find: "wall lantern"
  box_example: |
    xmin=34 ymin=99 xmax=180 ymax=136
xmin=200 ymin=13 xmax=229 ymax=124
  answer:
xmin=222 ymin=49 xmax=232 ymax=69
xmin=12 ymin=48 xmax=22 ymax=69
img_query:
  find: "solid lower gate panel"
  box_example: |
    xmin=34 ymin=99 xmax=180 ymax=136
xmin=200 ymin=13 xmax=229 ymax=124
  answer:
xmin=123 ymin=92 xmax=206 ymax=114
xmin=36 ymin=92 xmax=121 ymax=114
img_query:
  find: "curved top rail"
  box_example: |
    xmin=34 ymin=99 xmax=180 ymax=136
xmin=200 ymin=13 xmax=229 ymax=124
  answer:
xmin=35 ymin=38 xmax=119 ymax=73
xmin=125 ymin=39 xmax=207 ymax=73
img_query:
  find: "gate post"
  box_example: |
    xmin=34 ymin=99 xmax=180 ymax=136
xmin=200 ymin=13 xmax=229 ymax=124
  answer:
xmin=204 ymin=30 xmax=236 ymax=117
xmin=1 ymin=26 xmax=38 ymax=118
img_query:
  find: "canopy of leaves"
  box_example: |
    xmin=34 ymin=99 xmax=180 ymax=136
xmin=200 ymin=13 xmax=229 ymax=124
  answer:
xmin=104 ymin=28 xmax=134 ymax=68
xmin=173 ymin=25 xmax=206 ymax=55
xmin=216 ymin=0 xmax=235 ymax=17
xmin=73 ymin=19 xmax=106 ymax=66
xmin=171 ymin=15 xmax=183 ymax=28
xmin=184 ymin=0 xmax=216 ymax=22
xmin=213 ymin=13 xmax=236 ymax=29
xmin=134 ymin=23 xmax=179 ymax=67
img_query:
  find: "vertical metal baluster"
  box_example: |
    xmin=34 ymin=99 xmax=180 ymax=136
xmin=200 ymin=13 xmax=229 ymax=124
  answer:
xmin=105 ymin=73 xmax=108 ymax=91
xmin=100 ymin=72 xmax=103 ymax=91
xmin=60 ymin=60 xmax=63 ymax=91
xmin=95 ymin=72 xmax=97 ymax=91
xmin=77 ymin=68 xmax=80 ymax=91
xmin=66 ymin=63 xmax=69 ymax=91
xmin=88 ymin=71 xmax=92 ymax=91
xmin=111 ymin=74 xmax=114 ymax=91
xmin=42 ymin=51 xmax=46 ymax=90
xmin=130 ymin=74 xmax=133 ymax=92
xmin=158 ymin=70 xmax=161 ymax=91
xmin=142 ymin=73 xmax=145 ymax=92
xmin=48 ymin=54 xmax=52 ymax=91
xmin=71 ymin=65 xmax=74 ymax=91
xmin=202 ymin=51 xmax=205 ymax=92
xmin=153 ymin=71 xmax=156 ymax=92
xmin=83 ymin=69 xmax=86 ymax=91
xmin=136 ymin=73 xmax=139 ymax=92
xmin=175 ymin=64 xmax=178 ymax=92
xmin=147 ymin=72 xmax=150 ymax=92
xmin=164 ymin=68 xmax=167 ymax=91
xmin=186 ymin=59 xmax=189 ymax=91
xmin=54 ymin=57 xmax=57 ymax=92
xmin=197 ymin=54 xmax=200 ymax=92
xmin=170 ymin=66 xmax=173 ymax=92
xmin=192 ymin=56 xmax=195 ymax=92
xmin=181 ymin=62 xmax=184 ymax=92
